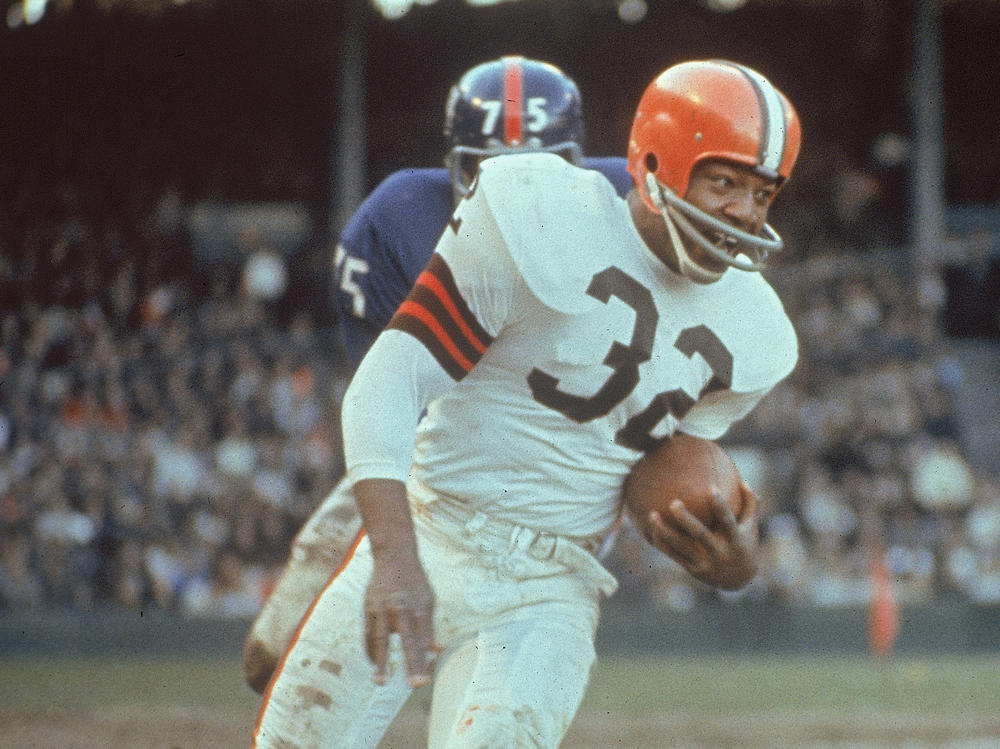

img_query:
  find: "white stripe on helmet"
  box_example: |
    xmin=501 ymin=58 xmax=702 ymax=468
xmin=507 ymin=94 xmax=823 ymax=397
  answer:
xmin=732 ymin=63 xmax=787 ymax=175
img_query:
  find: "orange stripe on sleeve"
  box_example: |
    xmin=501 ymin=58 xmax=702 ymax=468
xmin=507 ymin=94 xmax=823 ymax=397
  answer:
xmin=396 ymin=300 xmax=475 ymax=373
xmin=415 ymin=270 xmax=489 ymax=354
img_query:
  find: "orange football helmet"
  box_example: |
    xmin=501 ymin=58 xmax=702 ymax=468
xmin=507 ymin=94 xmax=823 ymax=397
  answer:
xmin=628 ymin=60 xmax=801 ymax=277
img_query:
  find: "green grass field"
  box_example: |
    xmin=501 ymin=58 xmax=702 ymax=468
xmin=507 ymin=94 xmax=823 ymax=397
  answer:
xmin=2 ymin=653 xmax=999 ymax=747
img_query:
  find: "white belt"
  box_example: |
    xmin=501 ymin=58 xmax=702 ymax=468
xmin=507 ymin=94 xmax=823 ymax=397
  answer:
xmin=412 ymin=489 xmax=619 ymax=597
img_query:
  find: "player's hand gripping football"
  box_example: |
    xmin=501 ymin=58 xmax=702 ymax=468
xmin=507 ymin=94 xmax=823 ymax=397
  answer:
xmin=353 ymin=478 xmax=441 ymax=688
xmin=646 ymin=481 xmax=760 ymax=591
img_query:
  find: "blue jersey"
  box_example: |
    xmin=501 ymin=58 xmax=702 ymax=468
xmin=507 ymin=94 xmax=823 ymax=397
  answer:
xmin=332 ymin=157 xmax=632 ymax=368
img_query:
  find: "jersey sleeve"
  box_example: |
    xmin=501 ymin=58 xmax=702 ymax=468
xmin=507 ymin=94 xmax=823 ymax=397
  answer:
xmin=382 ymin=172 xmax=534 ymax=370
xmin=342 ymin=331 xmax=452 ymax=484
xmin=333 ymin=249 xmax=381 ymax=368
xmin=677 ymin=292 xmax=798 ymax=442
xmin=674 ymin=386 xmax=773 ymax=441
xmin=341 ymin=173 xmax=531 ymax=484
xmin=334 ymin=207 xmax=397 ymax=367
xmin=333 ymin=179 xmax=419 ymax=368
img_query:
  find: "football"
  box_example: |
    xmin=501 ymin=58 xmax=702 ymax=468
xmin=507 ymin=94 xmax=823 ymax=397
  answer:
xmin=623 ymin=433 xmax=743 ymax=533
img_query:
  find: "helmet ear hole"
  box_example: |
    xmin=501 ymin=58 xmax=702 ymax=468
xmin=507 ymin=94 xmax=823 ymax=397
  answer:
xmin=645 ymin=153 xmax=658 ymax=173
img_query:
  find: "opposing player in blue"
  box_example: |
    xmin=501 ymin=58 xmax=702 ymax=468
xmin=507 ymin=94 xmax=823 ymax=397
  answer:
xmin=254 ymin=59 xmax=802 ymax=748
xmin=242 ymin=55 xmax=632 ymax=693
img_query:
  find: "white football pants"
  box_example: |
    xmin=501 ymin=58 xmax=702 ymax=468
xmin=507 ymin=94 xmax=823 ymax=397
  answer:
xmin=253 ymin=493 xmax=618 ymax=749
xmin=244 ymin=478 xmax=362 ymax=681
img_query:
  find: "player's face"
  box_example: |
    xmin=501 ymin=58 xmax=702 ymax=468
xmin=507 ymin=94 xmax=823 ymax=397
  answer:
xmin=680 ymin=159 xmax=778 ymax=273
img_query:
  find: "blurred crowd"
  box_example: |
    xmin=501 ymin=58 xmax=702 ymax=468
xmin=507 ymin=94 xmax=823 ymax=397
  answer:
xmin=0 ymin=182 xmax=349 ymax=616
xmin=2 ymin=161 xmax=1000 ymax=618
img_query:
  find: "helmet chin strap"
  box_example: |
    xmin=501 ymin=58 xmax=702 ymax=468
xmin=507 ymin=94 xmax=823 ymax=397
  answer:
xmin=660 ymin=198 xmax=725 ymax=284
xmin=645 ymin=173 xmax=783 ymax=275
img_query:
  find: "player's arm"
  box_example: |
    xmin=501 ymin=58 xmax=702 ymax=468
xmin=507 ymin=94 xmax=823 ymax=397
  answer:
xmin=342 ymin=333 xmax=453 ymax=687
xmin=341 ymin=175 xmax=519 ymax=685
xmin=352 ymin=476 xmax=436 ymax=687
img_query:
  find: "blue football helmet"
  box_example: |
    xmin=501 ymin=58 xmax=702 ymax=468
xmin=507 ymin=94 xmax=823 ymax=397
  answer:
xmin=444 ymin=56 xmax=585 ymax=199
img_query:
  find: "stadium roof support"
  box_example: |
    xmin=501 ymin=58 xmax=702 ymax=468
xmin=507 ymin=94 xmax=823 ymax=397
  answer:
xmin=909 ymin=0 xmax=947 ymax=271
xmin=331 ymin=0 xmax=368 ymax=237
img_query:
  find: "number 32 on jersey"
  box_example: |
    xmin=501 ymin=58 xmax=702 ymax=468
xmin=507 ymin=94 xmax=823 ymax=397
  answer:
xmin=527 ymin=266 xmax=733 ymax=453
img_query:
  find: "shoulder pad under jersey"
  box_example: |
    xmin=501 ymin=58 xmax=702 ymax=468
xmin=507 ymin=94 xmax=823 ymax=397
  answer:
xmin=475 ymin=153 xmax=625 ymax=314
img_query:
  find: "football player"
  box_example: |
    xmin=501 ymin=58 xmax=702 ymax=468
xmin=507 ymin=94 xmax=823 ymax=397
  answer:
xmin=241 ymin=55 xmax=633 ymax=694
xmin=253 ymin=59 xmax=801 ymax=748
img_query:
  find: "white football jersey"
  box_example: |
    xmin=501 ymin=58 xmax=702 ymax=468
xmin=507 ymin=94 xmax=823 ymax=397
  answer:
xmin=342 ymin=153 xmax=797 ymax=539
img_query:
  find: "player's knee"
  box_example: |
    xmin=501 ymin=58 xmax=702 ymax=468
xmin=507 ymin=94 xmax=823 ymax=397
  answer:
xmin=449 ymin=703 xmax=550 ymax=748
xmin=243 ymin=636 xmax=279 ymax=694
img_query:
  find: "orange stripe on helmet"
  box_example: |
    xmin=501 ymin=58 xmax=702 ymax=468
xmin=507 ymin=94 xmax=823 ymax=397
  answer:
xmin=502 ymin=56 xmax=524 ymax=146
